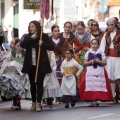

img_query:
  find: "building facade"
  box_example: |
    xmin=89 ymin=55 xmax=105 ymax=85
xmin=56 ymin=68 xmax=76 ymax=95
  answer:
xmin=0 ymin=0 xmax=120 ymax=38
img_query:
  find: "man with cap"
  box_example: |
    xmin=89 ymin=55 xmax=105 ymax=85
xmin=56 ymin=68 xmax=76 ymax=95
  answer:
xmin=100 ymin=18 xmax=120 ymax=103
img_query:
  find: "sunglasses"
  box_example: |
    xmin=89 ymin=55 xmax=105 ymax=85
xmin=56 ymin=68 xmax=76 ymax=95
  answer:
xmin=91 ymin=24 xmax=98 ymax=26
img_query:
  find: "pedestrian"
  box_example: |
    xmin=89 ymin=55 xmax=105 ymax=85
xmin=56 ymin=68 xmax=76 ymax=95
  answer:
xmin=76 ymin=21 xmax=91 ymax=69
xmin=71 ymin=21 xmax=77 ymax=36
xmin=86 ymin=19 xmax=94 ymax=32
xmin=75 ymin=21 xmax=91 ymax=84
xmin=0 ymin=38 xmax=28 ymax=110
xmin=0 ymin=25 xmax=5 ymax=47
xmin=20 ymin=20 xmax=61 ymax=112
xmin=80 ymin=39 xmax=113 ymax=107
xmin=49 ymin=25 xmax=70 ymax=85
xmin=61 ymin=49 xmax=83 ymax=108
xmin=0 ymin=38 xmax=16 ymax=76
xmin=42 ymin=51 xmax=62 ymax=108
xmin=100 ymin=18 xmax=120 ymax=103
xmin=90 ymin=20 xmax=104 ymax=43
xmin=60 ymin=21 xmax=83 ymax=53
xmin=60 ymin=21 xmax=83 ymax=99
xmin=49 ymin=25 xmax=71 ymax=103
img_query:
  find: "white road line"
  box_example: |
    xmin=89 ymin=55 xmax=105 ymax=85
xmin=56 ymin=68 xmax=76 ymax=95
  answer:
xmin=87 ymin=113 xmax=115 ymax=119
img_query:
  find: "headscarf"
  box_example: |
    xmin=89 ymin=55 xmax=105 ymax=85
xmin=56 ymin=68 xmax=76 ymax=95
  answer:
xmin=107 ymin=18 xmax=118 ymax=25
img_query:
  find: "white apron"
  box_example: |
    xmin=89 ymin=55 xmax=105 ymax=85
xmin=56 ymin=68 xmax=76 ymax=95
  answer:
xmin=61 ymin=75 xmax=76 ymax=96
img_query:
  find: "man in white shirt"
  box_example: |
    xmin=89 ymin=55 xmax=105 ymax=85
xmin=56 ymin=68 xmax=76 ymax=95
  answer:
xmin=100 ymin=18 xmax=120 ymax=103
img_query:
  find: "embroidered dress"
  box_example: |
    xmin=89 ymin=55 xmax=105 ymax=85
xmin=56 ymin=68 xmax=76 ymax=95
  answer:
xmin=61 ymin=58 xmax=83 ymax=102
xmin=100 ymin=29 xmax=120 ymax=81
xmin=0 ymin=50 xmax=30 ymax=99
xmin=79 ymin=49 xmax=113 ymax=101
xmin=42 ymin=51 xmax=62 ymax=99
xmin=50 ymin=36 xmax=69 ymax=85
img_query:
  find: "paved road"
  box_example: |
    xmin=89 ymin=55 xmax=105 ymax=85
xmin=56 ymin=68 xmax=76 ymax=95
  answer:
xmin=0 ymin=100 xmax=120 ymax=120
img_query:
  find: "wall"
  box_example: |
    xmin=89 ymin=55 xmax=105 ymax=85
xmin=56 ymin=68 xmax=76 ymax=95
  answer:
xmin=109 ymin=6 xmax=120 ymax=19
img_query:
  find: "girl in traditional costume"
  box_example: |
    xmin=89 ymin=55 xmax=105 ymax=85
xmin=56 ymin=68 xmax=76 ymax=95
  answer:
xmin=60 ymin=21 xmax=83 ymax=53
xmin=76 ymin=21 xmax=91 ymax=70
xmin=49 ymin=25 xmax=70 ymax=85
xmin=42 ymin=51 xmax=62 ymax=108
xmin=61 ymin=49 xmax=83 ymax=108
xmin=60 ymin=21 xmax=83 ymax=98
xmin=75 ymin=21 xmax=91 ymax=84
xmin=80 ymin=39 xmax=113 ymax=107
xmin=0 ymin=38 xmax=29 ymax=110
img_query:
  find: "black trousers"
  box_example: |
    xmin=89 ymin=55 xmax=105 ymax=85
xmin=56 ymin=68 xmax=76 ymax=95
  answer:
xmin=29 ymin=66 xmax=46 ymax=103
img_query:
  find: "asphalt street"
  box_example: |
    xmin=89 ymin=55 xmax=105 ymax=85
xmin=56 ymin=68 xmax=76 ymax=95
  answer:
xmin=0 ymin=100 xmax=120 ymax=120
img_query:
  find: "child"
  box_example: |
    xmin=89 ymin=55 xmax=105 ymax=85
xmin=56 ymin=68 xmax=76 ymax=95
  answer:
xmin=42 ymin=51 xmax=62 ymax=108
xmin=0 ymin=38 xmax=29 ymax=110
xmin=79 ymin=39 xmax=113 ymax=107
xmin=0 ymin=38 xmax=16 ymax=68
xmin=61 ymin=49 xmax=83 ymax=108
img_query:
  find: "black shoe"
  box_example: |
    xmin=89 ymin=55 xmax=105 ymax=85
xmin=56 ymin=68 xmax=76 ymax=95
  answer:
xmin=96 ymin=103 xmax=99 ymax=107
xmin=48 ymin=102 xmax=53 ymax=108
xmin=65 ymin=103 xmax=69 ymax=108
xmin=115 ymin=92 xmax=119 ymax=103
xmin=71 ymin=101 xmax=75 ymax=107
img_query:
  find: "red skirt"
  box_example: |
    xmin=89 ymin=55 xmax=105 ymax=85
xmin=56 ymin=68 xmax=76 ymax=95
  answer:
xmin=79 ymin=69 xmax=113 ymax=101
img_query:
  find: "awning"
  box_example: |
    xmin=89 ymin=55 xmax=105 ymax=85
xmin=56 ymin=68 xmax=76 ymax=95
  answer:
xmin=107 ymin=0 xmax=120 ymax=6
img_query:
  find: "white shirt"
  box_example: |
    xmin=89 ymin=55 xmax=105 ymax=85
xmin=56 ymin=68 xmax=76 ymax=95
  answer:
xmin=100 ymin=29 xmax=117 ymax=51
xmin=32 ymin=48 xmax=36 ymax=66
xmin=52 ymin=37 xmax=60 ymax=45
xmin=61 ymin=58 xmax=83 ymax=77
xmin=79 ymin=34 xmax=83 ymax=39
xmin=15 ymin=53 xmax=22 ymax=58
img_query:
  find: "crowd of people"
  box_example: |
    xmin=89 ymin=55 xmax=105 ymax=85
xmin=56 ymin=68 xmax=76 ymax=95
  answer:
xmin=0 ymin=17 xmax=120 ymax=112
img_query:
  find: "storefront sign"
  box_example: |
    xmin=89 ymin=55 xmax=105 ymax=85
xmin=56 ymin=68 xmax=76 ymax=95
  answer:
xmin=24 ymin=0 xmax=41 ymax=9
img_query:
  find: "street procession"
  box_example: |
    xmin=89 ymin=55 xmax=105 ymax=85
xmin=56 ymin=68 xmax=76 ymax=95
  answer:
xmin=0 ymin=0 xmax=120 ymax=120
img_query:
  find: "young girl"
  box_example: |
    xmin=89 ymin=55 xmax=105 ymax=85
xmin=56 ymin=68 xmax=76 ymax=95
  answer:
xmin=42 ymin=51 xmax=62 ymax=108
xmin=0 ymin=38 xmax=29 ymax=110
xmin=61 ymin=49 xmax=83 ymax=108
xmin=50 ymin=25 xmax=70 ymax=85
xmin=79 ymin=39 xmax=113 ymax=107
xmin=60 ymin=21 xmax=83 ymax=53
xmin=0 ymin=39 xmax=16 ymax=67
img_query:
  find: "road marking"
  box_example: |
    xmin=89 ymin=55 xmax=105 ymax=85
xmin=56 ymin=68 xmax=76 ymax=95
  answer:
xmin=87 ymin=113 xmax=115 ymax=119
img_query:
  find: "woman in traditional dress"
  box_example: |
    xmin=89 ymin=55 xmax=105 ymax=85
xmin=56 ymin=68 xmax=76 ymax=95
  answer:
xmin=76 ymin=21 xmax=91 ymax=69
xmin=75 ymin=21 xmax=91 ymax=84
xmin=61 ymin=49 xmax=83 ymax=108
xmin=49 ymin=25 xmax=70 ymax=85
xmin=60 ymin=21 xmax=83 ymax=86
xmin=90 ymin=20 xmax=104 ymax=43
xmin=42 ymin=51 xmax=62 ymax=108
xmin=79 ymin=39 xmax=113 ymax=107
xmin=86 ymin=19 xmax=94 ymax=32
